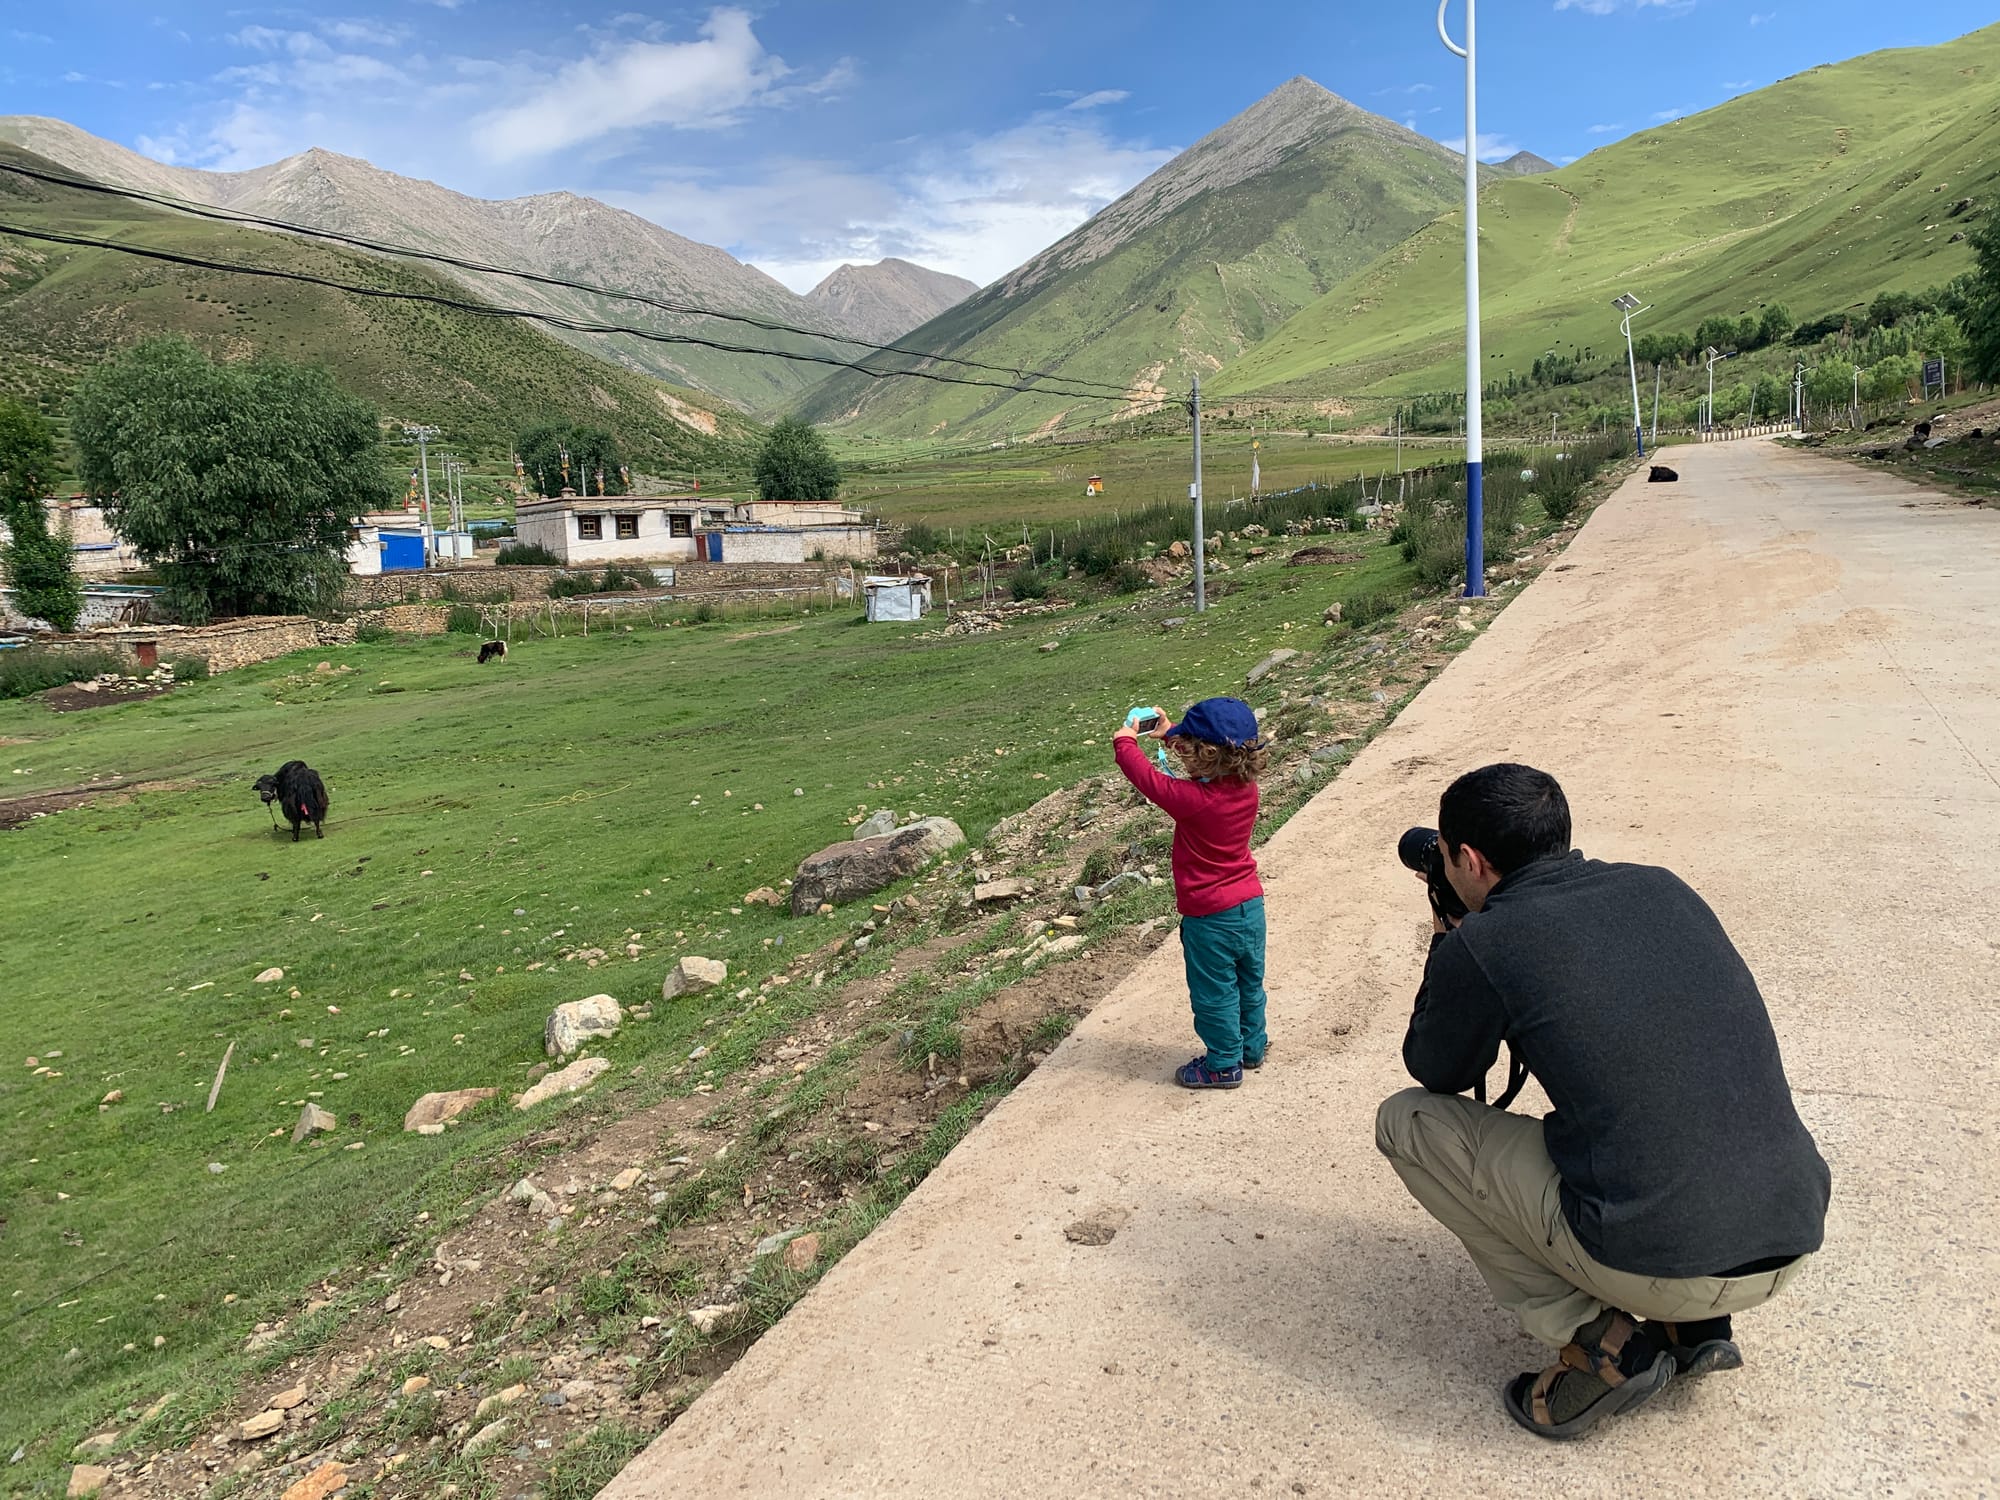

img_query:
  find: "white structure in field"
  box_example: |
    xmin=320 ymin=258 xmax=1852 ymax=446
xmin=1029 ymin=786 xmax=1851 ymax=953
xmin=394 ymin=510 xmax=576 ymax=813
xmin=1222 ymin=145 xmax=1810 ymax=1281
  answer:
xmin=863 ymin=575 xmax=931 ymax=622
xmin=514 ymin=495 xmax=730 ymax=565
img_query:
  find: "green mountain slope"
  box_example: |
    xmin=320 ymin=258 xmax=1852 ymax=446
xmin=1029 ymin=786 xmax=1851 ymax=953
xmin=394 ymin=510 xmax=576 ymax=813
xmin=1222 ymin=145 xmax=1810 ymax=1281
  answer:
xmin=792 ymin=79 xmax=1474 ymax=441
xmin=0 ymin=145 xmax=758 ymax=474
xmin=1216 ymin=23 xmax=2000 ymax=403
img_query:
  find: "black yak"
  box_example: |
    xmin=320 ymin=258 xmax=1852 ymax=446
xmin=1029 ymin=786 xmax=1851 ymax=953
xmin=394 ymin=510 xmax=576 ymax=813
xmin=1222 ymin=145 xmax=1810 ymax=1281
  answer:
xmin=1648 ymin=465 xmax=1680 ymax=483
xmin=477 ymin=640 xmax=508 ymax=663
xmin=254 ymin=760 xmax=329 ymax=841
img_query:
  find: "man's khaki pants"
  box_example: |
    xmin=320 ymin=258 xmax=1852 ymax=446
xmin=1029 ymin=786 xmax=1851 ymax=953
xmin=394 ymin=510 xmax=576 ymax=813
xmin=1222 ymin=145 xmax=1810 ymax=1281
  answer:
xmin=1375 ymin=1087 xmax=1808 ymax=1349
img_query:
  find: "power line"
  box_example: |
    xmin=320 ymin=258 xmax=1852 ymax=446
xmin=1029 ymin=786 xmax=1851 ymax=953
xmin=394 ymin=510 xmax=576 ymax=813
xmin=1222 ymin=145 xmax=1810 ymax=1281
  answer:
xmin=0 ymin=160 xmax=1146 ymax=399
xmin=0 ymin=221 xmax=1144 ymax=406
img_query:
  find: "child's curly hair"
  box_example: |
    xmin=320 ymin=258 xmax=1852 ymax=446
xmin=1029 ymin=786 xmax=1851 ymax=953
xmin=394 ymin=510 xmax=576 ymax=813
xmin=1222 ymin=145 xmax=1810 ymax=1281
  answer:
xmin=1169 ymin=734 xmax=1268 ymax=784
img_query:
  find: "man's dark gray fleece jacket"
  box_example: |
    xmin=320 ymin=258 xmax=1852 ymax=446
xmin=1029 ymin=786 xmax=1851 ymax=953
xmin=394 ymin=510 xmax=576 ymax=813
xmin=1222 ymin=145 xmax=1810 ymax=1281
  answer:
xmin=1404 ymin=851 xmax=1831 ymax=1280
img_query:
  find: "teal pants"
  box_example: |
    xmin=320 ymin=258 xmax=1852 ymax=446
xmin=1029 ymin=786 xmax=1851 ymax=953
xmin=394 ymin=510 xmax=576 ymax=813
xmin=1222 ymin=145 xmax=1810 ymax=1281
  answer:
xmin=1178 ymin=896 xmax=1267 ymax=1070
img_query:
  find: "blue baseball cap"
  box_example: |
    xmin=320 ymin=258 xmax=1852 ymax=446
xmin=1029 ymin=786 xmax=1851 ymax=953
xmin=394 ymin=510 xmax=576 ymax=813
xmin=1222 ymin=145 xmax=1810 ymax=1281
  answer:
xmin=1168 ymin=697 xmax=1260 ymax=748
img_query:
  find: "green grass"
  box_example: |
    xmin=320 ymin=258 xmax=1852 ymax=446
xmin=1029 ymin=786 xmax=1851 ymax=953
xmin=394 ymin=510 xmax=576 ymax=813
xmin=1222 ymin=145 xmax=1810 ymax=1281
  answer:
xmin=0 ymin=528 xmax=1418 ymax=1479
xmin=1217 ymin=24 xmax=2000 ymax=407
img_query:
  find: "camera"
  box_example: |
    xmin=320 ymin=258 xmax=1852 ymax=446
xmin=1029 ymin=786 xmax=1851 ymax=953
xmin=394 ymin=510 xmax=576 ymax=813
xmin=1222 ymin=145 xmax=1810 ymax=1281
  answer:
xmin=1399 ymin=826 xmax=1469 ymax=925
xmin=1126 ymin=707 xmax=1164 ymax=733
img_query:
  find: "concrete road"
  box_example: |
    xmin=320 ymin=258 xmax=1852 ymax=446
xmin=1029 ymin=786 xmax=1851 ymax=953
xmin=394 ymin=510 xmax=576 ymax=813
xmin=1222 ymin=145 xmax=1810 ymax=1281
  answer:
xmin=605 ymin=440 xmax=2000 ymax=1498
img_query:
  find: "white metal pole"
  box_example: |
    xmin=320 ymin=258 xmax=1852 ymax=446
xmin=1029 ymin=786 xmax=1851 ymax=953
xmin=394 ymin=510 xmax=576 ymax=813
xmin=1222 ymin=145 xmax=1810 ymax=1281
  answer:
xmin=1439 ymin=0 xmax=1483 ymax=597
xmin=1651 ymin=362 xmax=1662 ymax=444
xmin=1191 ymin=376 xmax=1207 ymax=615
xmin=1619 ymin=305 xmax=1647 ymax=457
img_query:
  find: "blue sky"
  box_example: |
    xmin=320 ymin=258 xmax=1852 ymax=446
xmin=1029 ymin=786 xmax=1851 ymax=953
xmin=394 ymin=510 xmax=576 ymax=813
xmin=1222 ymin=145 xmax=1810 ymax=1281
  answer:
xmin=4 ymin=1 xmax=1994 ymax=292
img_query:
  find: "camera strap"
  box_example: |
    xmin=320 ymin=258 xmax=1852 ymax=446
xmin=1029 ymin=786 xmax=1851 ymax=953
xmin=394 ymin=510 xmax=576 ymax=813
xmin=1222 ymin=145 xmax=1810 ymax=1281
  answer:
xmin=1476 ymin=1043 xmax=1530 ymax=1111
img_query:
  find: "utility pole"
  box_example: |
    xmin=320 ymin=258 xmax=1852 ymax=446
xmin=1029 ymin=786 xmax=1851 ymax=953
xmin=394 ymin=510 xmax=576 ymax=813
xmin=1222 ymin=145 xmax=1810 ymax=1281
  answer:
xmin=1793 ymin=361 xmax=1806 ymax=432
xmin=403 ymin=424 xmax=439 ymax=563
xmin=1438 ymin=0 xmax=1484 ymax=597
xmin=1851 ymin=365 xmax=1861 ymax=429
xmin=1395 ymin=409 xmax=1403 ymax=474
xmin=1190 ymin=376 xmax=1207 ymax=614
xmin=1613 ymin=293 xmax=1649 ymax=457
xmin=1651 ymin=362 xmax=1662 ymax=445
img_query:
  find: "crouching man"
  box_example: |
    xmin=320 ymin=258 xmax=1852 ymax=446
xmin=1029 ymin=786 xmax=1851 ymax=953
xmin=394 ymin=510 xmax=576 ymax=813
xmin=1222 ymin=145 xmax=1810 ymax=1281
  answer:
xmin=1375 ymin=763 xmax=1830 ymax=1440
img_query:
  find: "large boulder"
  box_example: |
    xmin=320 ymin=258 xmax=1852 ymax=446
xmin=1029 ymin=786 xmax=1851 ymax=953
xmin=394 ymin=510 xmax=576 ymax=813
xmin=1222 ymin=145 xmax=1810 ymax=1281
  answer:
xmin=661 ymin=956 xmax=727 ymax=1001
xmin=515 ymin=1055 xmax=610 ymax=1111
xmin=544 ymin=994 xmax=623 ymax=1057
xmin=403 ymin=1088 xmax=498 ymax=1132
xmin=790 ymin=817 xmax=965 ymax=914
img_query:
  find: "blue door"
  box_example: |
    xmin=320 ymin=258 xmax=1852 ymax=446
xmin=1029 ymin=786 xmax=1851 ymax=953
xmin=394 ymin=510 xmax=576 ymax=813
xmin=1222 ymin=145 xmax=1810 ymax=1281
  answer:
xmin=381 ymin=532 xmax=426 ymax=571
xmin=705 ymin=532 xmax=723 ymax=562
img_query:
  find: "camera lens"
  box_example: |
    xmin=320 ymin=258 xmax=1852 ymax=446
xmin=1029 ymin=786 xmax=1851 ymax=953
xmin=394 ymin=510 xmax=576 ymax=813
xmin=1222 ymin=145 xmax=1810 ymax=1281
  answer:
xmin=1397 ymin=826 xmax=1439 ymax=873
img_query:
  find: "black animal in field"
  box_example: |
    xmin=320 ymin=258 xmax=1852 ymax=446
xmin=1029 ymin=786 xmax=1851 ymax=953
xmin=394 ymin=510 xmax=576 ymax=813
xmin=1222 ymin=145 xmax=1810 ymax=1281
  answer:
xmin=1648 ymin=465 xmax=1680 ymax=483
xmin=477 ymin=640 xmax=508 ymax=663
xmin=254 ymin=760 xmax=330 ymax=841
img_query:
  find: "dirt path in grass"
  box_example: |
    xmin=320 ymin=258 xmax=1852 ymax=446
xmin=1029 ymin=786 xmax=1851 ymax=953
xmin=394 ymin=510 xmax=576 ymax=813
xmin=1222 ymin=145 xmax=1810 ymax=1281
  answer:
xmin=606 ymin=437 xmax=2000 ymax=1498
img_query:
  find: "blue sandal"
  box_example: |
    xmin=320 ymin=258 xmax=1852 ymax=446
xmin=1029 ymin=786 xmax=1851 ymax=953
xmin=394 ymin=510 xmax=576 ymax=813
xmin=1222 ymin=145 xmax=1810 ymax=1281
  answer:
xmin=1174 ymin=1055 xmax=1244 ymax=1089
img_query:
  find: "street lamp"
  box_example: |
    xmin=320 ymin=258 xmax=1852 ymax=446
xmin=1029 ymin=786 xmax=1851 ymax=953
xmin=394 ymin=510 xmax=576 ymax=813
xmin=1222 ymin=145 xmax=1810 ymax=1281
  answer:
xmin=1612 ymin=293 xmax=1649 ymax=458
xmin=402 ymin=423 xmax=439 ymax=560
xmin=1437 ymin=0 xmax=1484 ymax=598
xmin=1702 ymin=347 xmax=1722 ymax=434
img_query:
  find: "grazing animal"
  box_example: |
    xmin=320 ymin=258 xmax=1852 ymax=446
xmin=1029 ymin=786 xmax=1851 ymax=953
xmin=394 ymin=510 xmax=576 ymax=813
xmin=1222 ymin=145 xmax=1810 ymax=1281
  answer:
xmin=254 ymin=760 xmax=329 ymax=841
xmin=1647 ymin=465 xmax=1680 ymax=483
xmin=477 ymin=640 xmax=508 ymax=663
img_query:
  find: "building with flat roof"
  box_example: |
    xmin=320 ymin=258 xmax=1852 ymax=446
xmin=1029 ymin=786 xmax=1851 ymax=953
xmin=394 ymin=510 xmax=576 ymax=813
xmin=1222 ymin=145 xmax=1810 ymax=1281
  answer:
xmin=514 ymin=495 xmax=731 ymax=565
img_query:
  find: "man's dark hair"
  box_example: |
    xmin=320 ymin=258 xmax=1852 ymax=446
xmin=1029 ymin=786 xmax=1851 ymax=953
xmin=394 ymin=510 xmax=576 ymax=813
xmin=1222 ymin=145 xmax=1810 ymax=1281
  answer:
xmin=1438 ymin=763 xmax=1571 ymax=876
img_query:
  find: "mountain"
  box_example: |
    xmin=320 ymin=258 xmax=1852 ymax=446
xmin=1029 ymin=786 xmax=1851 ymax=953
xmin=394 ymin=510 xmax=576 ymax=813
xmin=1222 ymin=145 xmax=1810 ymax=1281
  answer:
xmin=1491 ymin=151 xmax=1555 ymax=177
xmin=806 ymin=259 xmax=978 ymax=346
xmin=1214 ymin=22 xmax=2000 ymax=404
xmin=0 ymin=143 xmax=759 ymax=472
xmin=790 ymin=78 xmax=1477 ymax=441
xmin=0 ymin=117 xmax=850 ymax=412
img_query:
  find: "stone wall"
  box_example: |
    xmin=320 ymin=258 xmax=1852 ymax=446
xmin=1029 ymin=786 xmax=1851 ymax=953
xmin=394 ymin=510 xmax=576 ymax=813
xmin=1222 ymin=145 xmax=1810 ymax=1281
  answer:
xmin=30 ymin=617 xmax=353 ymax=673
xmin=342 ymin=561 xmax=843 ymax=611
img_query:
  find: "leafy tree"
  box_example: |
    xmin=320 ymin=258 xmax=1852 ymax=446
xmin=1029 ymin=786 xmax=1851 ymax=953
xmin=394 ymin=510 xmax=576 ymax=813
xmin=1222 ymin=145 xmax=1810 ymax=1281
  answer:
xmin=753 ymin=417 xmax=841 ymax=502
xmin=0 ymin=400 xmax=82 ymax=632
xmin=0 ymin=398 xmax=58 ymax=510
xmin=517 ymin=422 xmax=628 ymax=498
xmin=1963 ymin=211 xmax=2000 ymax=381
xmin=1756 ymin=303 xmax=1795 ymax=348
xmin=1805 ymin=359 xmax=1859 ymax=410
xmin=68 ymin=337 xmax=391 ymax=624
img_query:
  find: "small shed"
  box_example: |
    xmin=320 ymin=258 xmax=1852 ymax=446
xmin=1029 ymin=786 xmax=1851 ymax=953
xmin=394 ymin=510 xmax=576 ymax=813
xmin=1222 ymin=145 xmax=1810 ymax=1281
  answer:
xmin=863 ymin=574 xmax=932 ymax=622
xmin=380 ymin=529 xmax=427 ymax=572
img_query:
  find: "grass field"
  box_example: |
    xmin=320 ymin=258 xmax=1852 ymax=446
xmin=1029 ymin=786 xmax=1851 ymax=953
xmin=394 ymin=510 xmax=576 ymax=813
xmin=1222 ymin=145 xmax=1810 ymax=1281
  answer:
xmin=0 ymin=529 xmax=1420 ymax=1474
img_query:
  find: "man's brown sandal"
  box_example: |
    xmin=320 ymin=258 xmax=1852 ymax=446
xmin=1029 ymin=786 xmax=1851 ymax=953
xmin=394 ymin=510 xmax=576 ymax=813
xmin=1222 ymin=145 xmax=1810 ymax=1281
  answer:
xmin=1502 ymin=1310 xmax=1674 ymax=1441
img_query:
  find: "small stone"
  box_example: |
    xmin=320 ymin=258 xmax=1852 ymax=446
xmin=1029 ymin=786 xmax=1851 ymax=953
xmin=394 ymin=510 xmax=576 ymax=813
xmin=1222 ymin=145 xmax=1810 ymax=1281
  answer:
xmin=660 ymin=956 xmax=727 ymax=1001
xmin=473 ymin=1384 xmax=525 ymax=1420
xmin=742 ymin=887 xmax=783 ymax=907
xmin=385 ymin=1291 xmax=402 ymax=1312
xmin=686 ymin=1303 xmax=742 ymax=1336
xmin=1039 ymin=641 xmax=1059 ymax=653
xmin=422 ymin=1335 xmax=451 ymax=1351
xmin=207 ymin=1162 xmax=227 ymax=1175
xmin=67 ymin=1466 xmax=111 ymax=1499
xmin=610 ymin=1168 xmax=643 ymax=1192
xmin=783 ymin=1232 xmax=822 ymax=1272
xmin=292 ymin=1103 xmax=336 ymax=1144
xmin=462 ymin=1419 xmax=509 ymax=1456
xmin=73 ymin=1432 xmax=118 ymax=1457
xmin=278 ymin=1460 xmax=350 ymax=1500
xmin=100 ymin=1090 xmax=123 ymax=1106
xmin=254 ymin=968 xmax=284 ymax=984
xmin=400 ymin=1376 xmax=431 ymax=1397
xmin=237 ymin=1410 xmax=285 ymax=1441
xmin=973 ymin=877 xmax=1034 ymax=904
xmin=1246 ymin=647 xmax=1299 ymax=687
xmin=852 ymin=808 xmax=899 ymax=840
xmin=267 ymin=1383 xmax=307 ymax=1411
xmin=1064 ymin=1206 xmax=1132 ymax=1246
xmin=403 ymin=1088 xmax=497 ymax=1132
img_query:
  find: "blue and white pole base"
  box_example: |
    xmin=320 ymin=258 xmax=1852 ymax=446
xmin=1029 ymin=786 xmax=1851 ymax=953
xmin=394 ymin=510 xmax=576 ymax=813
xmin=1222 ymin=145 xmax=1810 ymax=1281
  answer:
xmin=1635 ymin=423 xmax=1646 ymax=459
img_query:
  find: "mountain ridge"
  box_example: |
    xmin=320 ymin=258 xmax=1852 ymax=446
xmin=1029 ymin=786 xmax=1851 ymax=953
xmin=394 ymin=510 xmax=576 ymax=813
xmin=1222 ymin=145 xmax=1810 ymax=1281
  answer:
xmin=805 ymin=258 xmax=978 ymax=346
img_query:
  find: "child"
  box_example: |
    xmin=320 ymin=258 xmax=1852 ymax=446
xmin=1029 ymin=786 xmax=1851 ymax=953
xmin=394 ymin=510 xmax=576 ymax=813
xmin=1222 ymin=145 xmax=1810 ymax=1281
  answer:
xmin=1112 ymin=698 xmax=1269 ymax=1089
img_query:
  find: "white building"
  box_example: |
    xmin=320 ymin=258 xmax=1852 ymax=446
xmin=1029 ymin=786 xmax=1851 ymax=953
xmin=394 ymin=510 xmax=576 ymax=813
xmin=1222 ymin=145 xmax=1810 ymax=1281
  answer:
xmin=515 ymin=494 xmax=730 ymax=565
xmin=863 ymin=575 xmax=931 ymax=622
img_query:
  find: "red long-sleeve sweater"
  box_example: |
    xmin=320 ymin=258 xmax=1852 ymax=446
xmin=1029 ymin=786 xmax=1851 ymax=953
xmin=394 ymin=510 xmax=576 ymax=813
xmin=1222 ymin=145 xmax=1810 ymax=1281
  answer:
xmin=1113 ymin=736 xmax=1263 ymax=917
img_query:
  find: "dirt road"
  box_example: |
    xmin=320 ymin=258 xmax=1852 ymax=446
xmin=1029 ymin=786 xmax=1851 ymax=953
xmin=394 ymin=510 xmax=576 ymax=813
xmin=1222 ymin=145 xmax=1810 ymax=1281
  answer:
xmin=605 ymin=440 xmax=2000 ymax=1497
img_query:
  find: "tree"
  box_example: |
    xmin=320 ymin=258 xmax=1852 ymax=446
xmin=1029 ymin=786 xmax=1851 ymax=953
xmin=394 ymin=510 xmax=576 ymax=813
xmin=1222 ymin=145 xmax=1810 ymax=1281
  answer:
xmin=517 ymin=422 xmax=628 ymax=498
xmin=753 ymin=417 xmax=841 ymax=502
xmin=0 ymin=399 xmax=82 ymax=632
xmin=1963 ymin=211 xmax=2000 ymax=381
xmin=1756 ymin=303 xmax=1795 ymax=348
xmin=69 ymin=337 xmax=391 ymax=624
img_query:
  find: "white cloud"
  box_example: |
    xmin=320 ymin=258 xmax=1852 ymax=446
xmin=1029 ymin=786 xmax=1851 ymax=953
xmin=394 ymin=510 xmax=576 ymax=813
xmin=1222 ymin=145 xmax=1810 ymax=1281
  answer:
xmin=1586 ymin=122 xmax=1624 ymax=133
xmin=1441 ymin=131 xmax=1523 ymax=163
xmin=1554 ymin=0 xmax=1694 ymax=11
xmin=608 ymin=113 xmax=1175 ymax=292
xmin=320 ymin=19 xmax=412 ymax=48
xmin=1373 ymin=82 xmax=1435 ymax=97
xmin=1749 ymin=11 xmax=1776 ymax=23
xmin=475 ymin=8 xmax=816 ymax=161
xmin=1722 ymin=77 xmax=1756 ymax=88
xmin=1064 ymin=89 xmax=1129 ymax=111
xmin=1650 ymin=105 xmax=1691 ymax=121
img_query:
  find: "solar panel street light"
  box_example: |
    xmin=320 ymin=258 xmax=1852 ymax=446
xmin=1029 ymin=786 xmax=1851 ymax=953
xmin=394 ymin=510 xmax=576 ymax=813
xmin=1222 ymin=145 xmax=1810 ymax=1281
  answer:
xmin=1612 ymin=293 xmax=1650 ymax=457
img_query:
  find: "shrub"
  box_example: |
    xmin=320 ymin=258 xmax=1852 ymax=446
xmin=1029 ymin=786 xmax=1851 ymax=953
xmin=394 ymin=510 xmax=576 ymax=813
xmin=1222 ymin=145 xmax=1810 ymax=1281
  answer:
xmin=354 ymin=621 xmax=394 ymax=644
xmin=1340 ymin=588 xmax=1397 ymax=628
xmin=1537 ymin=465 xmax=1587 ymax=522
xmin=1105 ymin=561 xmax=1153 ymax=594
xmin=0 ymin=648 xmax=128 ymax=699
xmin=546 ymin=573 xmax=595 ymax=599
xmin=445 ymin=604 xmax=483 ymax=634
xmin=165 ymin=655 xmax=210 ymax=682
xmin=1397 ymin=493 xmax=1467 ymax=588
xmin=1009 ymin=566 xmax=1049 ymax=601
xmin=496 ymin=541 xmax=561 ymax=567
